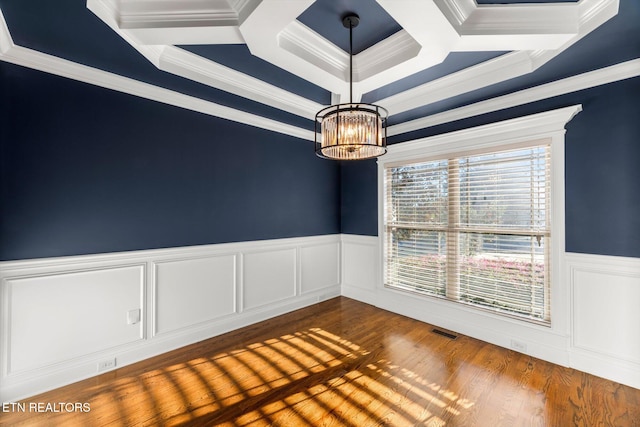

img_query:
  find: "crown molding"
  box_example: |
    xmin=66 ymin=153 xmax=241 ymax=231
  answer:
xmin=87 ymin=0 xmax=164 ymax=65
xmin=118 ymin=11 xmax=239 ymax=30
xmin=354 ymin=30 xmax=421 ymax=82
xmin=366 ymin=0 xmax=612 ymax=105
xmin=526 ymin=0 xmax=618 ymax=71
xmin=114 ymin=0 xmax=262 ymax=28
xmin=239 ymin=0 xmax=348 ymax=97
xmin=458 ymin=3 xmax=578 ymax=34
xmin=1 ymin=1 xmax=630 ymax=148
xmin=277 ymin=20 xmax=428 ymax=102
xmin=278 ymin=21 xmax=424 ymax=85
xmin=388 ymin=59 xmax=640 ymax=138
xmin=580 ymin=0 xmax=619 ymax=28
xmin=88 ymin=0 xmax=323 ymax=119
xmin=375 ymin=0 xmax=618 ymax=118
xmin=159 ymin=46 xmax=322 ymax=119
xmin=125 ymin=25 xmax=245 ymax=46
xmin=230 ymin=0 xmax=261 ymax=25
xmin=93 ymin=0 xmax=246 ymax=45
xmin=433 ymin=0 xmax=476 ymax=26
xmin=277 ymin=20 xmax=348 ymax=82
xmin=378 ymin=51 xmax=535 ymax=116
xmin=115 ymin=0 xmax=239 ymax=28
xmin=86 ymin=0 xmax=619 ymax=123
xmin=0 ymin=38 xmax=314 ymax=142
xmin=0 ymin=9 xmax=12 ymax=54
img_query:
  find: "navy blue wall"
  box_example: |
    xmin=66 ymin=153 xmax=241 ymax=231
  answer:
xmin=0 ymin=63 xmax=340 ymax=261
xmin=340 ymin=159 xmax=378 ymax=235
xmin=2 ymin=61 xmax=639 ymax=261
xmin=341 ymin=76 xmax=640 ymax=259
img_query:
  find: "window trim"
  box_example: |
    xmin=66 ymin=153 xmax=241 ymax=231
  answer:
xmin=378 ymin=105 xmax=582 ymax=328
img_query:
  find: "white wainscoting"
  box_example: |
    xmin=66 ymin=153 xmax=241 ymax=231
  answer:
xmin=341 ymin=234 xmax=380 ymax=305
xmin=567 ymin=252 xmax=640 ymax=389
xmin=0 ymin=235 xmax=341 ymax=402
xmin=341 ymin=234 xmax=640 ymax=390
xmin=3 ymin=234 xmax=638 ymax=401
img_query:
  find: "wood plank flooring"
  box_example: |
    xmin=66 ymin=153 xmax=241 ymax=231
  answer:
xmin=2 ymin=297 xmax=639 ymax=426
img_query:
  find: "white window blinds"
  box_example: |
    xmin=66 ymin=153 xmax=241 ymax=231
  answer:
xmin=384 ymin=145 xmax=551 ymax=324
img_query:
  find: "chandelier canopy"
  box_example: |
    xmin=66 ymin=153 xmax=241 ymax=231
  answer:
xmin=315 ymin=14 xmax=388 ymax=161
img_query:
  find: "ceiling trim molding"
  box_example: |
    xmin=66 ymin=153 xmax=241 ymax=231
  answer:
xmin=159 ymin=46 xmax=322 ymax=119
xmin=527 ymin=0 xmax=619 ymax=71
xmin=378 ymin=51 xmax=535 ymax=115
xmin=1 ymin=48 xmax=314 ymax=141
xmin=0 ymin=9 xmax=12 ymax=54
xmin=94 ymin=0 xmax=246 ymax=45
xmin=117 ymin=10 xmax=239 ymax=30
xmin=432 ymin=0 xmax=476 ymax=25
xmin=376 ymin=0 xmax=618 ymax=117
xmin=113 ymin=0 xmax=263 ymax=30
xmin=354 ymin=30 xmax=421 ymax=82
xmin=123 ymin=25 xmax=245 ymax=46
xmin=86 ymin=0 xmax=619 ymax=124
xmin=231 ymin=0 xmax=262 ymax=25
xmin=277 ymin=20 xmax=348 ymax=82
xmin=114 ymin=0 xmax=239 ymax=30
xmin=0 ymin=2 xmax=630 ymax=148
xmin=580 ymin=0 xmax=618 ymax=28
xmin=239 ymin=0 xmax=348 ymax=96
xmin=388 ymin=59 xmax=640 ymax=138
xmin=442 ymin=0 xmax=579 ymax=36
xmin=88 ymin=0 xmax=322 ymax=119
xmin=87 ymin=0 xmax=164 ymax=66
xmin=0 ymin=11 xmax=313 ymax=142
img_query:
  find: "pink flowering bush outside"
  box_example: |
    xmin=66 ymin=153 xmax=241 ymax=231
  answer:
xmin=392 ymin=254 xmax=545 ymax=316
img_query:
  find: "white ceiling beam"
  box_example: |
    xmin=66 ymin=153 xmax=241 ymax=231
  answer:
xmin=374 ymin=0 xmax=618 ymax=116
xmin=106 ymin=0 xmax=251 ymax=44
xmin=239 ymin=0 xmax=348 ymax=97
xmin=377 ymin=51 xmax=536 ymax=116
xmin=437 ymin=0 xmax=579 ymax=50
xmin=88 ymin=0 xmax=322 ymax=119
xmin=159 ymin=46 xmax=322 ymax=118
xmin=88 ymin=0 xmax=620 ymax=128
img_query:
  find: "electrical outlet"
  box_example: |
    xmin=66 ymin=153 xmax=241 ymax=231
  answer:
xmin=510 ymin=339 xmax=527 ymax=353
xmin=97 ymin=358 xmax=117 ymax=372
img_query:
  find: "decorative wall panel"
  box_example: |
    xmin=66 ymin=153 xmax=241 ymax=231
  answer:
xmin=301 ymin=243 xmax=339 ymax=294
xmin=243 ymin=249 xmax=297 ymax=310
xmin=4 ymin=265 xmax=144 ymax=374
xmin=153 ymin=255 xmax=236 ymax=336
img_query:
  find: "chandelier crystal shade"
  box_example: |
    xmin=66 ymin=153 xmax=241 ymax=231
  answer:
xmin=315 ymin=14 xmax=388 ymax=160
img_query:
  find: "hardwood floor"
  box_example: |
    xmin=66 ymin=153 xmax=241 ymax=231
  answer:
xmin=3 ymin=297 xmax=639 ymax=426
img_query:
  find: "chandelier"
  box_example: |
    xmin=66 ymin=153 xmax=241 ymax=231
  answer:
xmin=315 ymin=14 xmax=388 ymax=160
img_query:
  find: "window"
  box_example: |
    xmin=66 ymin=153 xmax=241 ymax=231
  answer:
xmin=380 ymin=106 xmax=583 ymax=326
xmin=384 ymin=145 xmax=551 ymax=323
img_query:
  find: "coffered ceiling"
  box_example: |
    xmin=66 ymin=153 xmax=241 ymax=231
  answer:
xmin=0 ymin=0 xmax=638 ymax=144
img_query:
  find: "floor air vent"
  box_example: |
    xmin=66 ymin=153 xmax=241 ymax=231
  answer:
xmin=432 ymin=328 xmax=458 ymax=340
